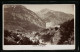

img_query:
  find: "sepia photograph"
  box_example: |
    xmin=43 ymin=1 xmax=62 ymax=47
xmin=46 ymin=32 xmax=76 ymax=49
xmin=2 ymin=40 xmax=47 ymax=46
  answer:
xmin=3 ymin=4 xmax=75 ymax=50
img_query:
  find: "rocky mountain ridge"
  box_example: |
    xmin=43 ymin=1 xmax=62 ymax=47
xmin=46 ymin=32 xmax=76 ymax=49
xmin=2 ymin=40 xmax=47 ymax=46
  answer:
xmin=36 ymin=8 xmax=74 ymax=25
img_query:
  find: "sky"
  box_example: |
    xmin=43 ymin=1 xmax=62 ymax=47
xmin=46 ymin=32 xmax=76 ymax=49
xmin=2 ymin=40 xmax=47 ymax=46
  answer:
xmin=23 ymin=4 xmax=75 ymax=14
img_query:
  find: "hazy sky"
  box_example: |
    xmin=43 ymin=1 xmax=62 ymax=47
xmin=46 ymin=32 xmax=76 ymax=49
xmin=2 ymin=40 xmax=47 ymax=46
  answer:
xmin=23 ymin=4 xmax=75 ymax=14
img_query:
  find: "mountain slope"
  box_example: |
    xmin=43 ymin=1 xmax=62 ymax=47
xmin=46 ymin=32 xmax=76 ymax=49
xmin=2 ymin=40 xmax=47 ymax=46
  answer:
xmin=58 ymin=19 xmax=74 ymax=44
xmin=4 ymin=5 xmax=45 ymax=32
xmin=36 ymin=8 xmax=74 ymax=25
